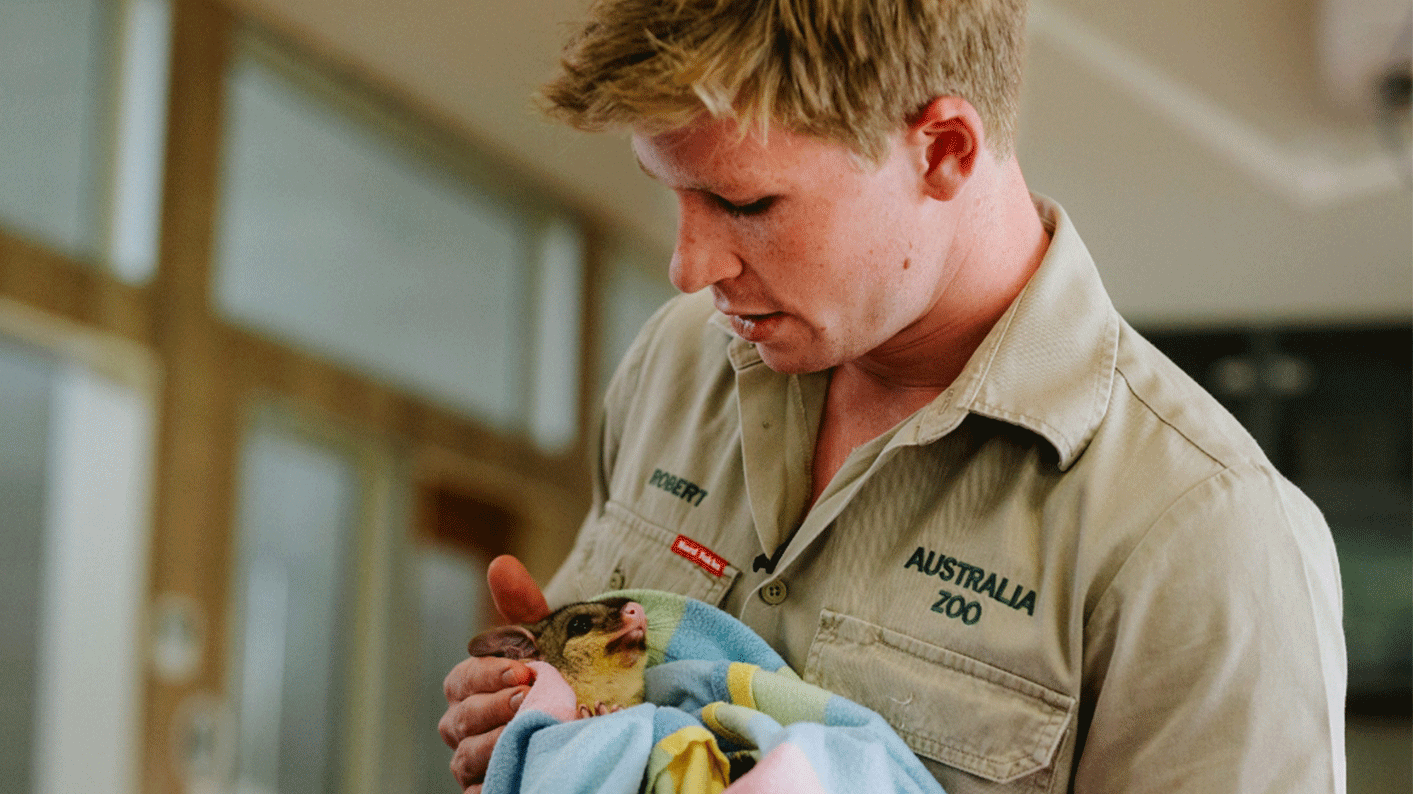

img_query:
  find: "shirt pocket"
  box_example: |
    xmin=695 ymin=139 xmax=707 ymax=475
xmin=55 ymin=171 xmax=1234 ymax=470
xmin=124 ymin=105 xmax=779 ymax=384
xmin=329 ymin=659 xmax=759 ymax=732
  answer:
xmin=582 ymin=500 xmax=740 ymax=606
xmin=805 ymin=610 xmax=1074 ymax=791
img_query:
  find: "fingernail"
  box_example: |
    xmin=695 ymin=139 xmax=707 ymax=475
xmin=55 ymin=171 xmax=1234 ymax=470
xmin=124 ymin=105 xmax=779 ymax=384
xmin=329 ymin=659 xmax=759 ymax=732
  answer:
xmin=509 ymin=691 xmax=525 ymax=710
xmin=501 ymin=668 xmax=521 ymax=686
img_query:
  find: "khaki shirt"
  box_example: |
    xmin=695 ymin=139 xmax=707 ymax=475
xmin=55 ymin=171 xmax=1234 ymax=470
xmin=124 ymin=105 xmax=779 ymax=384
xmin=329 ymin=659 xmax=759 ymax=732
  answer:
xmin=545 ymin=197 xmax=1347 ymax=794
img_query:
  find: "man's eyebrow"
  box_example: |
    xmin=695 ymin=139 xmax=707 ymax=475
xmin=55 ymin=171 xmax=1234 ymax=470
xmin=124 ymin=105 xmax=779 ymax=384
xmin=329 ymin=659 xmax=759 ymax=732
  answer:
xmin=634 ymin=154 xmax=714 ymax=193
xmin=634 ymin=154 xmax=660 ymax=182
xmin=633 ymin=151 xmax=729 ymax=194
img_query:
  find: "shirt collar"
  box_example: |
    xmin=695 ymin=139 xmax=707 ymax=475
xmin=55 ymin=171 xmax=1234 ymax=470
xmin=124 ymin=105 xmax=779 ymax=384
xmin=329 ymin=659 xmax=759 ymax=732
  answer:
xmin=914 ymin=195 xmax=1119 ymax=469
xmin=714 ymin=194 xmax=1119 ymax=470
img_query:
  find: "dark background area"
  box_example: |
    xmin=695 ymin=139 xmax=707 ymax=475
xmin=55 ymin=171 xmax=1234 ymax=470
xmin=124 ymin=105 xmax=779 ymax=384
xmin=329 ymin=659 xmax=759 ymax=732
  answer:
xmin=1142 ymin=322 xmax=1412 ymax=718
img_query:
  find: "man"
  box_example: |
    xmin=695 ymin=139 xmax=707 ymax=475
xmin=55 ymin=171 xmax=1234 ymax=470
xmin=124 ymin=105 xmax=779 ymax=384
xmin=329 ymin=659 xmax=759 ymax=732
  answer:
xmin=441 ymin=1 xmax=1347 ymax=792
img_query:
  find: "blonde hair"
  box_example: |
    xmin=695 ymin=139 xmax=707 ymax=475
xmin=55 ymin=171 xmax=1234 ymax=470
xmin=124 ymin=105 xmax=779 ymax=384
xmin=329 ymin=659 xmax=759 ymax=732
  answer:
xmin=540 ymin=0 xmax=1030 ymax=163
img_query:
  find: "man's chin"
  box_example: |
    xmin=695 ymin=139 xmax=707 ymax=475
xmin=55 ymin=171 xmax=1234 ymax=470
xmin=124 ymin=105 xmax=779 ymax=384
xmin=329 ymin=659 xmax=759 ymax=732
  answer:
xmin=754 ymin=344 xmax=836 ymax=376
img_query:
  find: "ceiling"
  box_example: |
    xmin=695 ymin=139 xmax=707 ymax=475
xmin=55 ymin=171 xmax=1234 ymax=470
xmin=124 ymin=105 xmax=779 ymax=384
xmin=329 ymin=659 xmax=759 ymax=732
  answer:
xmin=223 ymin=0 xmax=1412 ymax=326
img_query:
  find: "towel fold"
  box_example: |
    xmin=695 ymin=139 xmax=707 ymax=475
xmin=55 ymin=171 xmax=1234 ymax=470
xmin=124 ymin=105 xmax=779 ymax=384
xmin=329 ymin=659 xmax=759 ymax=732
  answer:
xmin=481 ymin=590 xmax=945 ymax=794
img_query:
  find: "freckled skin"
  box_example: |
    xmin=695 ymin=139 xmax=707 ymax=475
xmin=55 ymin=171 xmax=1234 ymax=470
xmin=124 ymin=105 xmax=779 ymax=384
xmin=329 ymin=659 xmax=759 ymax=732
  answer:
xmin=631 ymin=117 xmax=962 ymax=378
xmin=468 ymin=598 xmax=650 ymax=717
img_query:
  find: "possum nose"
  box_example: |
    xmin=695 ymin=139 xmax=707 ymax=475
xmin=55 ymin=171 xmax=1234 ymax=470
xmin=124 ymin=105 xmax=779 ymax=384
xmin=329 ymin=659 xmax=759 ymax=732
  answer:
xmin=620 ymin=601 xmax=647 ymax=634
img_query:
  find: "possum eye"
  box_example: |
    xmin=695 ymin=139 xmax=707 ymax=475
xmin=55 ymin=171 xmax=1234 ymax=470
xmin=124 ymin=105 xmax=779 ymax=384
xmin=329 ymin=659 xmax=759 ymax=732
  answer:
xmin=566 ymin=614 xmax=594 ymax=639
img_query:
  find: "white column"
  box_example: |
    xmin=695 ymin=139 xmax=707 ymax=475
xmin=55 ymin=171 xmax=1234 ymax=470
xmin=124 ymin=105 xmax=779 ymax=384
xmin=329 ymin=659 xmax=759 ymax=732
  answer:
xmin=32 ymin=363 xmax=155 ymax=794
xmin=107 ymin=0 xmax=173 ymax=283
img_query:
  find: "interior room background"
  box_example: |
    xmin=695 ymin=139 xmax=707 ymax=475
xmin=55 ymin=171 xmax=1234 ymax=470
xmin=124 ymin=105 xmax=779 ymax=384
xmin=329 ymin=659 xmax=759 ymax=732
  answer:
xmin=0 ymin=0 xmax=1408 ymax=793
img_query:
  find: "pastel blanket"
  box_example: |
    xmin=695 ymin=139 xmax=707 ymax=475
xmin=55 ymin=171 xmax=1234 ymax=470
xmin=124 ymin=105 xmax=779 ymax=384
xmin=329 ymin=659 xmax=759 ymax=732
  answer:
xmin=482 ymin=590 xmax=944 ymax=794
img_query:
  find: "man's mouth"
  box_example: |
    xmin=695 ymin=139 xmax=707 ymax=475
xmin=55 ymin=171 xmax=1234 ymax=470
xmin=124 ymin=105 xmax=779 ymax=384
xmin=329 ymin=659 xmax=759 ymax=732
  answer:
xmin=729 ymin=312 xmax=784 ymax=342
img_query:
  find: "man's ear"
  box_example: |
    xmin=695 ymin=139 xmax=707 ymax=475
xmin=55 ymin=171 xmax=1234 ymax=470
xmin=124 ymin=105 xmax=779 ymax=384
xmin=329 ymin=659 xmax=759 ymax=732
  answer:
xmin=907 ymin=97 xmax=985 ymax=201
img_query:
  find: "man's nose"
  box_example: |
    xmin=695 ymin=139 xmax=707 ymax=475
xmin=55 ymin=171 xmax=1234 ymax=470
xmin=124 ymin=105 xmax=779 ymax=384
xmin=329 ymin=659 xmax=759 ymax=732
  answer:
xmin=668 ymin=198 xmax=741 ymax=294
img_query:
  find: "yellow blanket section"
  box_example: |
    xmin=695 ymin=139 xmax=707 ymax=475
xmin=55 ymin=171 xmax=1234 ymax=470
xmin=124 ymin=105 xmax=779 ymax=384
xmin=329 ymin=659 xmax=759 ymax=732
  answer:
xmin=647 ymin=661 xmax=837 ymax=792
xmin=726 ymin=662 xmax=757 ymax=709
xmin=648 ymin=725 xmax=731 ymax=794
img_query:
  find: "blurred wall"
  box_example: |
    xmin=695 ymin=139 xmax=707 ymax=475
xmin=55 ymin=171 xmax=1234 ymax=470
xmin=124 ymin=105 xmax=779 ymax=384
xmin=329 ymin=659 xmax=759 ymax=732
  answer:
xmin=222 ymin=0 xmax=1412 ymax=327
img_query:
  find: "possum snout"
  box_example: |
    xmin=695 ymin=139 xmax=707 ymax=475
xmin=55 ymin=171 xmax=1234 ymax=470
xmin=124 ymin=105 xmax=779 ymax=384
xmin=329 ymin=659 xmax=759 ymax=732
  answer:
xmin=621 ymin=601 xmax=645 ymax=626
xmin=606 ymin=601 xmax=647 ymax=656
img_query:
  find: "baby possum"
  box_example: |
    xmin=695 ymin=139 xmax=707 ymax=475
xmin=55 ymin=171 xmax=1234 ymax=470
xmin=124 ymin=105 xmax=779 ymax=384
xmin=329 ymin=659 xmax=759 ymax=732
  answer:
xmin=468 ymin=597 xmax=649 ymax=718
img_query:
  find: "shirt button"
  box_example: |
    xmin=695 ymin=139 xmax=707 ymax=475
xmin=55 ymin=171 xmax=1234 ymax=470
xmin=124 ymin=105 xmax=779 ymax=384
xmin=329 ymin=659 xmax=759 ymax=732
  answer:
xmin=759 ymin=580 xmax=788 ymax=605
xmin=608 ymin=568 xmax=626 ymax=590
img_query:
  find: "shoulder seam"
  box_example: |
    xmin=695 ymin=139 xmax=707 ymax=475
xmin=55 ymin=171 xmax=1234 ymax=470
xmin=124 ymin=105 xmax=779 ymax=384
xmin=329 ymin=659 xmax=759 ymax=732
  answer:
xmin=1112 ymin=364 xmax=1227 ymax=470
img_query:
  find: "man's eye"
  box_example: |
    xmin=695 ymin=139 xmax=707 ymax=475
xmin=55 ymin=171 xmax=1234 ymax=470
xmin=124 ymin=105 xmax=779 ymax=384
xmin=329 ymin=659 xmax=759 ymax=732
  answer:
xmin=716 ymin=196 xmax=775 ymax=217
xmin=566 ymin=615 xmax=594 ymax=639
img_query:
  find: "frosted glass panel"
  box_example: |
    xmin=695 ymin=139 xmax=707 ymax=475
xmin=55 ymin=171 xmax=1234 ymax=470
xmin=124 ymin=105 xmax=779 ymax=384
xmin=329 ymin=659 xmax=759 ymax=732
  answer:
xmin=216 ymin=57 xmax=530 ymax=430
xmin=0 ymin=0 xmax=106 ymax=256
xmin=231 ymin=425 xmax=359 ymax=794
xmin=107 ymin=0 xmax=172 ymax=283
xmin=529 ymin=218 xmax=585 ymax=452
xmin=599 ymin=240 xmax=676 ymax=394
xmin=414 ymin=548 xmax=488 ymax=794
xmin=0 ymin=338 xmax=54 ymax=794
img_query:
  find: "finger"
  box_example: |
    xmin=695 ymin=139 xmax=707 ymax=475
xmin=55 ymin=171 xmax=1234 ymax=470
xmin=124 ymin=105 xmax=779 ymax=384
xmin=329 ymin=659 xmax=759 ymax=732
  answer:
xmin=443 ymin=655 xmax=534 ymax=703
xmin=439 ymin=686 xmax=528 ymax=749
xmin=487 ymin=555 xmax=551 ymax=624
xmin=450 ymin=724 xmax=505 ymax=789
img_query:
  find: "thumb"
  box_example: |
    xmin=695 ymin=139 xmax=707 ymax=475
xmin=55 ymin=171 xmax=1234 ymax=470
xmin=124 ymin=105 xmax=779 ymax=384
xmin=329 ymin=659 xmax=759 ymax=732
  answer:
xmin=488 ymin=555 xmax=550 ymax=624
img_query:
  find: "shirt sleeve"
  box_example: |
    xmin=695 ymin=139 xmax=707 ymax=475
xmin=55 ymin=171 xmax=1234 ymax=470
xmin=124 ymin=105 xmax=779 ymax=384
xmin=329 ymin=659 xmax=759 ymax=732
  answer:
xmin=1073 ymin=461 xmax=1347 ymax=794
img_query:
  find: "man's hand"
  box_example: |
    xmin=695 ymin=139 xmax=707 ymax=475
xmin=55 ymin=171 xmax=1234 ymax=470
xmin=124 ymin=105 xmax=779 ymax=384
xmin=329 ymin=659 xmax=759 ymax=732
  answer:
xmin=439 ymin=555 xmax=551 ymax=792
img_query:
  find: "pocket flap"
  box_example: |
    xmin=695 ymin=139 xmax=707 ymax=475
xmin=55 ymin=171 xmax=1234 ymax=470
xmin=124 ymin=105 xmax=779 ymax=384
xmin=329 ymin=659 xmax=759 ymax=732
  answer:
xmin=594 ymin=501 xmax=740 ymax=605
xmin=806 ymin=610 xmax=1074 ymax=784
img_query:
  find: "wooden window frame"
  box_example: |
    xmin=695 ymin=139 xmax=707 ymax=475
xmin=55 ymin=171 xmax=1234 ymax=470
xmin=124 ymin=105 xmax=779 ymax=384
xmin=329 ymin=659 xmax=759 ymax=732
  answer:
xmin=0 ymin=1 xmax=615 ymax=791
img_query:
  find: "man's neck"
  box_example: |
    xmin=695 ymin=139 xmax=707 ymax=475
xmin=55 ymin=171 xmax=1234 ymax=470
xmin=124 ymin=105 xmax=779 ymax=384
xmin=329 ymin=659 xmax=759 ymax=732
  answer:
xmin=807 ymin=159 xmax=1050 ymax=508
xmin=844 ymin=157 xmax=1050 ymax=397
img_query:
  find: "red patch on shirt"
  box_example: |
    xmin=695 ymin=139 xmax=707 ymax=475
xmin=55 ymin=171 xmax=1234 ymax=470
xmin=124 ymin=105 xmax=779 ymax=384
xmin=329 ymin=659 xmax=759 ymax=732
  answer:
xmin=671 ymin=535 xmax=729 ymax=577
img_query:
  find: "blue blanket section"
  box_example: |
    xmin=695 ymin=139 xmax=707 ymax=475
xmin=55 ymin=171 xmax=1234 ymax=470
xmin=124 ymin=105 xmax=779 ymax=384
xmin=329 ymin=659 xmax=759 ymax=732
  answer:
xmin=495 ymin=705 xmax=658 ymax=794
xmin=479 ymin=591 xmax=945 ymax=794
xmin=651 ymin=596 xmax=790 ymax=671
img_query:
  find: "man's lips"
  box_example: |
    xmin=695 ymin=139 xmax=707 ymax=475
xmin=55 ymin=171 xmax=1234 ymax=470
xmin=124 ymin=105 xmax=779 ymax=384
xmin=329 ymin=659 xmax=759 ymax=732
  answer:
xmin=727 ymin=312 xmax=782 ymax=323
xmin=728 ymin=312 xmax=785 ymax=342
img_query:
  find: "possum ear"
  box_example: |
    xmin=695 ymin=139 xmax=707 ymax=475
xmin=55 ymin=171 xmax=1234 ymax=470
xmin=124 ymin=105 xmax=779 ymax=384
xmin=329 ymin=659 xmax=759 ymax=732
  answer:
xmin=467 ymin=625 xmax=540 ymax=660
